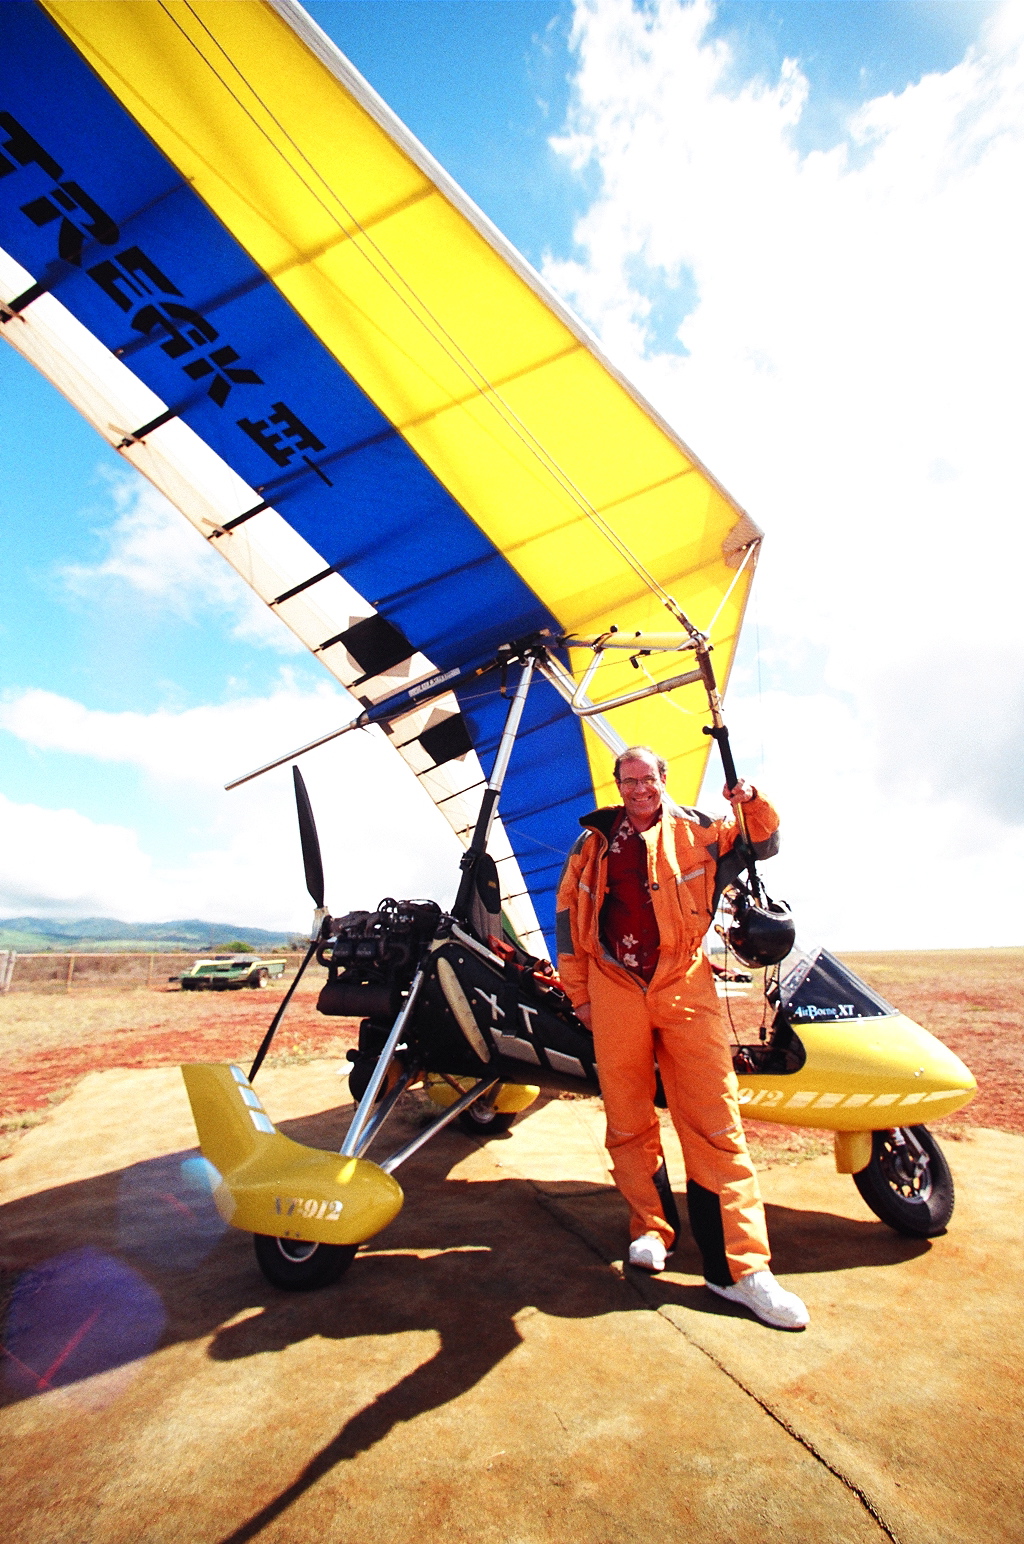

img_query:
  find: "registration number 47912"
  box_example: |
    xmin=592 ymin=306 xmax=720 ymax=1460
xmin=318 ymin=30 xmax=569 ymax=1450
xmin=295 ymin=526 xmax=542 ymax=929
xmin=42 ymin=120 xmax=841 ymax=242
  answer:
xmin=275 ymin=1196 xmax=343 ymax=1221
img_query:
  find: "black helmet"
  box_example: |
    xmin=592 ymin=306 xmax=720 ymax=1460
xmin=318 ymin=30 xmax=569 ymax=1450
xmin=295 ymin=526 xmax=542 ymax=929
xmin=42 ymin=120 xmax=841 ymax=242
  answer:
xmin=727 ymin=893 xmax=796 ymax=968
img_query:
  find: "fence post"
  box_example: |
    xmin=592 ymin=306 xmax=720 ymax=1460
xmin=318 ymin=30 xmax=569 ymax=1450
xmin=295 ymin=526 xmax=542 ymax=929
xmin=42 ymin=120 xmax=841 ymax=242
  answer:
xmin=66 ymin=954 xmax=76 ymax=991
xmin=0 ymin=951 xmax=15 ymax=993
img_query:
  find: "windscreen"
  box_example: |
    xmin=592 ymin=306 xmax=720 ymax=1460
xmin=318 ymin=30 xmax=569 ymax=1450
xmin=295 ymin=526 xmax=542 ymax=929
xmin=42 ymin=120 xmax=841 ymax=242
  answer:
xmin=780 ymin=948 xmax=896 ymax=1023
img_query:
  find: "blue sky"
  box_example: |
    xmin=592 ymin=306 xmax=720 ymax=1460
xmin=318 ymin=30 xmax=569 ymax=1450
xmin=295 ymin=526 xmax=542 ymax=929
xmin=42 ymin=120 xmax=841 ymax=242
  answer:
xmin=1 ymin=0 xmax=1020 ymax=944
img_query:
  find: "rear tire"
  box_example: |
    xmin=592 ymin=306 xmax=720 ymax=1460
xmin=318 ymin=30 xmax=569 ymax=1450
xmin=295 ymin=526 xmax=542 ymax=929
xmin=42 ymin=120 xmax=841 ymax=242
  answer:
xmin=853 ymin=1125 xmax=954 ymax=1237
xmin=456 ymin=1102 xmax=516 ymax=1136
xmin=248 ymin=968 xmax=269 ymax=988
xmin=347 ymin=1052 xmax=383 ymax=1105
xmin=253 ymin=1234 xmax=357 ymax=1291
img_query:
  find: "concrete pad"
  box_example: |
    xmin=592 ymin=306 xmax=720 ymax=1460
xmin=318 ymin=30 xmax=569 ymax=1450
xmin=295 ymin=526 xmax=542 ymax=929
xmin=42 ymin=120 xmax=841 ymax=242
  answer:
xmin=0 ymin=1072 xmax=1015 ymax=1543
xmin=497 ymin=1105 xmax=1024 ymax=1544
xmin=0 ymin=1064 xmax=350 ymax=1202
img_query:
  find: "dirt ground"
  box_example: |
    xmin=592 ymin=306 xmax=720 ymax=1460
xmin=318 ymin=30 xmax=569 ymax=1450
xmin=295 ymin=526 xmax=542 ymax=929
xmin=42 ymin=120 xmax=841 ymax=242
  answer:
xmin=0 ymin=965 xmax=357 ymax=1154
xmin=2 ymin=954 xmax=1023 ymax=1541
xmin=2 ymin=948 xmax=1020 ymax=1163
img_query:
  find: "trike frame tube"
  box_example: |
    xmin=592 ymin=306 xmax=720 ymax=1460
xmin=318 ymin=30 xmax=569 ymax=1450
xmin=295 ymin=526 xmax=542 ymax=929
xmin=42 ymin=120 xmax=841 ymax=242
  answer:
xmin=340 ymin=965 xmax=427 ymax=1157
xmin=351 ymin=1060 xmax=421 ymax=1158
xmin=379 ymin=1077 xmax=501 ymax=1175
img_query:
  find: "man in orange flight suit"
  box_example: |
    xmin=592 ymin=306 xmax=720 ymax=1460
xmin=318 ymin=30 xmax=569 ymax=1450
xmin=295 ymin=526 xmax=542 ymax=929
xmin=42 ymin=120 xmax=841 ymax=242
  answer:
xmin=556 ymin=744 xmax=809 ymax=1329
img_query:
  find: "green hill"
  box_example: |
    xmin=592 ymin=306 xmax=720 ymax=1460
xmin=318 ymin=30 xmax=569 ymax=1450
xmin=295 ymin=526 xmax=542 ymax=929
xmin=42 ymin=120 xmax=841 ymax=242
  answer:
xmin=0 ymin=917 xmax=298 ymax=953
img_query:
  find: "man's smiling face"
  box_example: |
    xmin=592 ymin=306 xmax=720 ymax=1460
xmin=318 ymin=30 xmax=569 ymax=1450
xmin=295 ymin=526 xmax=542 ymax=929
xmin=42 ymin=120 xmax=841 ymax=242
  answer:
xmin=615 ymin=751 xmax=665 ymax=831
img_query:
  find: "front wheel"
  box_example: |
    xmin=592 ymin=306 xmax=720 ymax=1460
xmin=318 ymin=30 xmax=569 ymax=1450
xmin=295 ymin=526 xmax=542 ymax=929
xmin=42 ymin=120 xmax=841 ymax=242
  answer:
xmin=253 ymin=1233 xmax=357 ymax=1291
xmin=853 ymin=1125 xmax=954 ymax=1237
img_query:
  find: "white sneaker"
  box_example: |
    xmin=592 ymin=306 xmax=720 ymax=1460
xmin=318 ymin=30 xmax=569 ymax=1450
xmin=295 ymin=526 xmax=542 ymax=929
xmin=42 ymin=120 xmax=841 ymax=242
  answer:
xmin=628 ymin=1234 xmax=668 ymax=1272
xmin=706 ymin=1270 xmax=809 ymax=1329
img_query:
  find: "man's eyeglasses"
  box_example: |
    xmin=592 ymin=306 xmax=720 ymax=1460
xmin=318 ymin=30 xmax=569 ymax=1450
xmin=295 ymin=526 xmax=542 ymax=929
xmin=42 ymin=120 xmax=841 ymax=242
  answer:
xmin=618 ymin=775 xmax=661 ymax=790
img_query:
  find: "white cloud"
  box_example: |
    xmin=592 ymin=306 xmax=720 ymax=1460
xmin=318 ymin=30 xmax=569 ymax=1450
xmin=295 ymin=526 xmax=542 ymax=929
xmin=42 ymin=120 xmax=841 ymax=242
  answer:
xmin=546 ymin=0 xmax=1024 ymax=946
xmin=0 ymin=678 xmax=351 ymax=790
xmin=0 ymin=684 xmax=462 ymax=929
xmin=720 ymin=687 xmax=1024 ymax=950
xmin=0 ymin=792 xmax=156 ymax=918
xmin=62 ymin=474 xmax=303 ymax=652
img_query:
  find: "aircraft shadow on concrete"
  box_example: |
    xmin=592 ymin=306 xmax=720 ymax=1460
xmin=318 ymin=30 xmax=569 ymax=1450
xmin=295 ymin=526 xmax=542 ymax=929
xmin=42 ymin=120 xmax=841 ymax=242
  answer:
xmin=0 ymin=1102 xmax=930 ymax=1542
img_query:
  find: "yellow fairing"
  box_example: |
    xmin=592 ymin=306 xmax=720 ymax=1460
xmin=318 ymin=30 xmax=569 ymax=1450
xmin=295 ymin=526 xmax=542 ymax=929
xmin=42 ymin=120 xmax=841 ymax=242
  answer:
xmin=43 ymin=0 xmax=757 ymax=805
xmin=834 ymin=1131 xmax=873 ymax=1173
xmin=424 ymin=1075 xmax=540 ymax=1114
xmin=737 ymin=1014 xmax=977 ymax=1131
xmin=181 ymin=1064 xmax=403 ymax=1245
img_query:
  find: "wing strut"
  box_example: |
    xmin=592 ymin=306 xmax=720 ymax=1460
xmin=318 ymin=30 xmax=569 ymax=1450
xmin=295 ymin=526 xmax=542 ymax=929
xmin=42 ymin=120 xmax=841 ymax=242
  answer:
xmin=451 ymin=651 xmax=536 ymax=926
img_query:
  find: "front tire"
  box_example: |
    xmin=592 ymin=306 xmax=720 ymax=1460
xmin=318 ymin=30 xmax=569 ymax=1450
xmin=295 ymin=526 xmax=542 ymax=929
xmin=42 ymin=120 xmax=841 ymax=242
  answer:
xmin=253 ymin=1233 xmax=357 ymax=1291
xmin=853 ymin=1125 xmax=954 ymax=1237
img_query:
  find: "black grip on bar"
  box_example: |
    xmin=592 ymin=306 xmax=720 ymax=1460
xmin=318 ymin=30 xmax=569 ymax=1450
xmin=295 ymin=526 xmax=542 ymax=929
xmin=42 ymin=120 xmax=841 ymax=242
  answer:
xmin=703 ymin=724 xmax=762 ymax=898
xmin=703 ymin=723 xmax=739 ymax=791
xmin=452 ymin=787 xmax=499 ymax=922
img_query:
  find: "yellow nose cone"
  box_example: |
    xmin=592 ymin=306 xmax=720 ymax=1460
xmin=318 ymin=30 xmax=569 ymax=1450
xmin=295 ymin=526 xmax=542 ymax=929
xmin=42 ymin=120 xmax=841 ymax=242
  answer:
xmin=736 ymin=1014 xmax=977 ymax=1130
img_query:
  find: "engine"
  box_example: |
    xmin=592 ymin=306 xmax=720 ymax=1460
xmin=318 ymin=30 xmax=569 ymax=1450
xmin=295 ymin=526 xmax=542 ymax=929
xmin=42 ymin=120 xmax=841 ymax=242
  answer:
xmin=316 ymin=892 xmax=598 ymax=1101
xmin=316 ymin=897 xmax=443 ymax=1021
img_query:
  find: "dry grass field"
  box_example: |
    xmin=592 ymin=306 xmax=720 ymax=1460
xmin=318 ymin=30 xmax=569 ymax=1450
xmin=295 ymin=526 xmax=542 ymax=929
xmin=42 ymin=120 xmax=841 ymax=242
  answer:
xmin=1 ymin=948 xmax=1020 ymax=1163
xmin=0 ymin=964 xmax=359 ymax=1156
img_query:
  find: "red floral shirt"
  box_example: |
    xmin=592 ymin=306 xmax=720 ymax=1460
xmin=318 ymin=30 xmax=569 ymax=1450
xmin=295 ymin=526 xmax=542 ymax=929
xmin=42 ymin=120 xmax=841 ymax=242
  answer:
xmin=599 ymin=811 xmax=661 ymax=982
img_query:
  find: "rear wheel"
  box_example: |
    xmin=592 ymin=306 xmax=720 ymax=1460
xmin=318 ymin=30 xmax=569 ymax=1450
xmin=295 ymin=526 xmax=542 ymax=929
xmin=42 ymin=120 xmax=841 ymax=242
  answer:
xmin=456 ymin=1101 xmax=516 ymax=1136
xmin=348 ymin=1051 xmax=399 ymax=1106
xmin=253 ymin=1233 xmax=357 ymax=1291
xmin=248 ymin=968 xmax=269 ymax=988
xmin=853 ymin=1125 xmax=954 ymax=1237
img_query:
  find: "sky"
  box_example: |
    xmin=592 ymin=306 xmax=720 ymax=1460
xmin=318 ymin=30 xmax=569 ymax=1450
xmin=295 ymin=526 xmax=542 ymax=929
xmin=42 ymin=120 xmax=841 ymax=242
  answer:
xmin=1 ymin=0 xmax=1021 ymax=948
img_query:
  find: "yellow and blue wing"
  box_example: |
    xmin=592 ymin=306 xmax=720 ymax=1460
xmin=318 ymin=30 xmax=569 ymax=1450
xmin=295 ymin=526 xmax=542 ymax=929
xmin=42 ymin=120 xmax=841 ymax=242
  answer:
xmin=0 ymin=1 xmax=759 ymax=952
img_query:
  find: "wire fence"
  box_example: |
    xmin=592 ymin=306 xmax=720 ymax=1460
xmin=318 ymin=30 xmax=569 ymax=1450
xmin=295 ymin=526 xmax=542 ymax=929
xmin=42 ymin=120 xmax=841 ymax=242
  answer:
xmin=0 ymin=950 xmax=307 ymax=994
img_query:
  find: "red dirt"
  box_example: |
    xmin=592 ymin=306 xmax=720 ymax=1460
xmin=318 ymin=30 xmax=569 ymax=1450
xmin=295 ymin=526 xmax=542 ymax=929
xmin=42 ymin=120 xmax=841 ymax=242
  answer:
xmin=1 ymin=1023 xmax=360 ymax=1121
xmin=0 ymin=980 xmax=358 ymax=1125
xmin=2 ymin=949 xmax=1021 ymax=1150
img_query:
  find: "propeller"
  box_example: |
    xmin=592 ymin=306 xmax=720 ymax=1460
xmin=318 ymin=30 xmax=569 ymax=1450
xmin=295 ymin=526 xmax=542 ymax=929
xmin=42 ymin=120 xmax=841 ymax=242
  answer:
xmin=293 ymin=765 xmax=325 ymax=911
xmin=248 ymin=766 xmax=328 ymax=1081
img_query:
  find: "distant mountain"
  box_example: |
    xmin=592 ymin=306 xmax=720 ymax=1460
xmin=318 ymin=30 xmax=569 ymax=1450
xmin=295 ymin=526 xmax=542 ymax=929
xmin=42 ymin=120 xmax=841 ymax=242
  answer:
xmin=0 ymin=917 xmax=299 ymax=953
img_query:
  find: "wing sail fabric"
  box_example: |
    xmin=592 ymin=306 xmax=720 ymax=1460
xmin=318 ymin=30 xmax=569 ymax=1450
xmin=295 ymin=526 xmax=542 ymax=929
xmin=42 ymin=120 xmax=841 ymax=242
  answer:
xmin=1 ymin=2 xmax=761 ymax=953
xmin=0 ymin=240 xmax=547 ymax=953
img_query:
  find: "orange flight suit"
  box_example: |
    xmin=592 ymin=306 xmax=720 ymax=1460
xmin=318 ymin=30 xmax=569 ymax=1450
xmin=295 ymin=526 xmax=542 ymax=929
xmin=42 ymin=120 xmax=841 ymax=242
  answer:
xmin=556 ymin=795 xmax=780 ymax=1284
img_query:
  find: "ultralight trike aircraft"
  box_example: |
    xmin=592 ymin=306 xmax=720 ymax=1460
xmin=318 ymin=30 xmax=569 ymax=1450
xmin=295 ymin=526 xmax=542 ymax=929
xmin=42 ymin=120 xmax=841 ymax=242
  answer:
xmin=0 ymin=0 xmax=976 ymax=1292
xmin=183 ymin=625 xmax=976 ymax=1290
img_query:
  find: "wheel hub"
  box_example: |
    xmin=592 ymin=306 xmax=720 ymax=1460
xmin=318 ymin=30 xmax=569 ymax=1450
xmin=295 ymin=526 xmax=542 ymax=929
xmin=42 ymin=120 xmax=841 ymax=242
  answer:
xmin=879 ymin=1130 xmax=933 ymax=1202
xmin=274 ymin=1237 xmax=319 ymax=1263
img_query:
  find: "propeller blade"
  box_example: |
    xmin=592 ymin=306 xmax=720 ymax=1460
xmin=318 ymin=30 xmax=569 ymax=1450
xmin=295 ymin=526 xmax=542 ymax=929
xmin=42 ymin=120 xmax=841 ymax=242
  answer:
xmin=292 ymin=765 xmax=325 ymax=909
